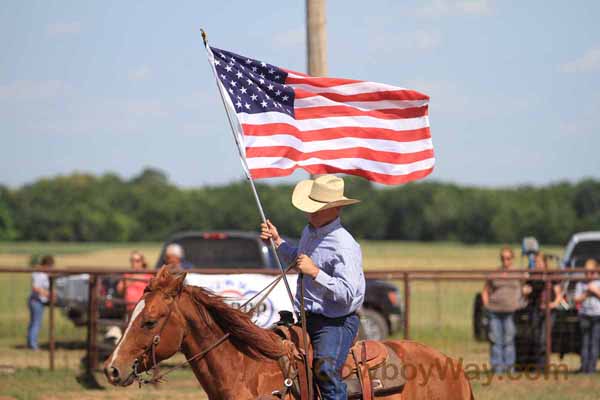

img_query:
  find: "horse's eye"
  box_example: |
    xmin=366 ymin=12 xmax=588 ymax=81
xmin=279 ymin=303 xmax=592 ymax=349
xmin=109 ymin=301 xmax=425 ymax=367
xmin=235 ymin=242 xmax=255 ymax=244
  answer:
xmin=143 ymin=320 xmax=157 ymax=329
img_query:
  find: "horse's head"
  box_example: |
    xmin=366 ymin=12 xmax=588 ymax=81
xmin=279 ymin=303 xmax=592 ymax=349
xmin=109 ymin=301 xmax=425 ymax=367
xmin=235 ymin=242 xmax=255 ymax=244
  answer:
xmin=103 ymin=265 xmax=187 ymax=386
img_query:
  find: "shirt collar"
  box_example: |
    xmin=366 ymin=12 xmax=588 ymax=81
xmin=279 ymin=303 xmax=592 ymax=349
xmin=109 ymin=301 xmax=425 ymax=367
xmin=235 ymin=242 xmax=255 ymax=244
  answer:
xmin=307 ymin=217 xmax=342 ymax=238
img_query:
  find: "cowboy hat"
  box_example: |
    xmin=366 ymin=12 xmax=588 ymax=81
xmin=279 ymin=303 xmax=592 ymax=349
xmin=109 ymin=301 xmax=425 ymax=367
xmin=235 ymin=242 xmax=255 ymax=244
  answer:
xmin=292 ymin=175 xmax=360 ymax=213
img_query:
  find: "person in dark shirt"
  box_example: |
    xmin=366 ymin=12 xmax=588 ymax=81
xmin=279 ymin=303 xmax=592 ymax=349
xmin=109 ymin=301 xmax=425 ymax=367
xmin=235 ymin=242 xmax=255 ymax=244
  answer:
xmin=522 ymin=252 xmax=563 ymax=370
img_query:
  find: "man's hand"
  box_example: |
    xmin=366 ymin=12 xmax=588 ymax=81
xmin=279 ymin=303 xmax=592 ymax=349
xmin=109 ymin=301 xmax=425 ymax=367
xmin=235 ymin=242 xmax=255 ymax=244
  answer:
xmin=295 ymin=254 xmax=320 ymax=279
xmin=260 ymin=220 xmax=282 ymax=247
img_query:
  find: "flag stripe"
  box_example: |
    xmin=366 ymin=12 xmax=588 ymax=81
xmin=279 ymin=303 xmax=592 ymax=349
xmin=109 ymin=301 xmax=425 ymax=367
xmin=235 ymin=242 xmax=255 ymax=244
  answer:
xmin=247 ymin=161 xmax=435 ymax=187
xmin=294 ymin=96 xmax=429 ymax=111
xmin=294 ymin=105 xmax=428 ymax=120
xmin=237 ymin=111 xmax=429 ymax=132
xmin=244 ymin=134 xmax=433 ymax=154
xmin=286 ymin=71 xmax=429 ymax=98
xmin=285 ymin=71 xmax=428 ymax=97
xmin=286 ymin=75 xmax=366 ymax=88
xmin=245 ymin=146 xmax=434 ymax=164
xmin=250 ymin=165 xmax=434 ymax=185
xmin=246 ymin=155 xmax=435 ymax=176
xmin=293 ymin=88 xmax=429 ymax=102
xmin=241 ymin=123 xmax=431 ymax=143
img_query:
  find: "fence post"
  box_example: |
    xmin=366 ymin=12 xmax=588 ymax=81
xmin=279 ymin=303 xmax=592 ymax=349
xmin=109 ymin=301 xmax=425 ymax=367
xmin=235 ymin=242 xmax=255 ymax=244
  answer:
xmin=86 ymin=275 xmax=99 ymax=374
xmin=544 ymin=277 xmax=552 ymax=371
xmin=48 ymin=276 xmax=55 ymax=371
xmin=403 ymin=272 xmax=410 ymax=340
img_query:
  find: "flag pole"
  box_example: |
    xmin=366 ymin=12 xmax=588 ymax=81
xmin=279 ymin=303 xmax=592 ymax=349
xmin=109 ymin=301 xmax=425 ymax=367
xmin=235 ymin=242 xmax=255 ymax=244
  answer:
xmin=200 ymin=29 xmax=298 ymax=320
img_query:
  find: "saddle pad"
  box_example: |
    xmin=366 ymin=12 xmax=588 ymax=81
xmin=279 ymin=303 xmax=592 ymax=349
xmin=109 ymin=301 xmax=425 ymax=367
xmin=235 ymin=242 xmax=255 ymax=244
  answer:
xmin=341 ymin=340 xmax=388 ymax=379
xmin=345 ymin=343 xmax=406 ymax=398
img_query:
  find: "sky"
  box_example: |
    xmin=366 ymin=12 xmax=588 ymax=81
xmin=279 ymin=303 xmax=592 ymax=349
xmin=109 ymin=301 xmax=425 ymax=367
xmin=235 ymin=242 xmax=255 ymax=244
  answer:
xmin=1 ymin=0 xmax=599 ymax=188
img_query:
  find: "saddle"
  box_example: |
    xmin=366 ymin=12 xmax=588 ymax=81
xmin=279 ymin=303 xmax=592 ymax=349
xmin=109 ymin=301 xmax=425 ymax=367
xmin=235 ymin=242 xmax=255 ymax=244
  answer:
xmin=272 ymin=325 xmax=405 ymax=399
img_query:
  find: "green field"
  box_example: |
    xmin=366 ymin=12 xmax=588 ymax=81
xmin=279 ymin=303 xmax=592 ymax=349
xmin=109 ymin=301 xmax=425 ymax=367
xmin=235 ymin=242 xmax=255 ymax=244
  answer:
xmin=0 ymin=241 xmax=596 ymax=400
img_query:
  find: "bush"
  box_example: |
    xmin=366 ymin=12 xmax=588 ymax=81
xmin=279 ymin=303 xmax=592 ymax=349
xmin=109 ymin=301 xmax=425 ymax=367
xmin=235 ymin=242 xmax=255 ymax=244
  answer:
xmin=2 ymin=169 xmax=598 ymax=244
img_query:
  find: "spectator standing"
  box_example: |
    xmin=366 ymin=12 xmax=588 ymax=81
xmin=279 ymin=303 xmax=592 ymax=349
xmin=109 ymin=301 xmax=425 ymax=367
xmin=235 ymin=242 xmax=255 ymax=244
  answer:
xmin=164 ymin=243 xmax=194 ymax=270
xmin=27 ymin=255 xmax=54 ymax=350
xmin=574 ymin=259 xmax=600 ymax=374
xmin=522 ymin=252 xmax=563 ymax=370
xmin=117 ymin=251 xmax=153 ymax=313
xmin=482 ymin=247 xmax=522 ymax=373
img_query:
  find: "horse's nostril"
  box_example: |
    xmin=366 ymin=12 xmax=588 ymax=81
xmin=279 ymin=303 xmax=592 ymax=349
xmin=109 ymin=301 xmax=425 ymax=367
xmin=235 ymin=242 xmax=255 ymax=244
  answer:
xmin=110 ymin=366 xmax=120 ymax=380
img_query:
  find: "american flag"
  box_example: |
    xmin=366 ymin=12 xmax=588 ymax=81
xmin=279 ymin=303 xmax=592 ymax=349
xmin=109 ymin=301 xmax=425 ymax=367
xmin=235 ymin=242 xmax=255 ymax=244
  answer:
xmin=209 ymin=46 xmax=434 ymax=185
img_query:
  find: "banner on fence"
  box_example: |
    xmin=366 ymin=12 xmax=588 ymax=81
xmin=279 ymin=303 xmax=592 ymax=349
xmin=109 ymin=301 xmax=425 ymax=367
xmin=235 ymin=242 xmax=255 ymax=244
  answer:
xmin=185 ymin=273 xmax=298 ymax=327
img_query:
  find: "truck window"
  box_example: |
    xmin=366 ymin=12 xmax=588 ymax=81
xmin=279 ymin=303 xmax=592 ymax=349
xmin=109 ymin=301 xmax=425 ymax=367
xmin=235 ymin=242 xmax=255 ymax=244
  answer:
xmin=174 ymin=237 xmax=264 ymax=268
xmin=570 ymin=240 xmax=600 ymax=267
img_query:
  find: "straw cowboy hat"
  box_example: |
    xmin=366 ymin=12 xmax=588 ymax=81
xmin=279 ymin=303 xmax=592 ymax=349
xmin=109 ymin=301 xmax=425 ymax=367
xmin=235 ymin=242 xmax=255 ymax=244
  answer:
xmin=292 ymin=174 xmax=360 ymax=213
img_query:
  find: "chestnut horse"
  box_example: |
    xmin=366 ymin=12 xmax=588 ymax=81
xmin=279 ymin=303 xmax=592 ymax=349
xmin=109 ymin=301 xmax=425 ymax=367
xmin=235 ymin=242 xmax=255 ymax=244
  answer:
xmin=104 ymin=266 xmax=474 ymax=399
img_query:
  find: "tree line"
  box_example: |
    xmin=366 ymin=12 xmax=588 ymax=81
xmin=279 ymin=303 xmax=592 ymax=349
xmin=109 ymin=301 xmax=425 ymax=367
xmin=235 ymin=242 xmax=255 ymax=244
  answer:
xmin=0 ymin=168 xmax=598 ymax=244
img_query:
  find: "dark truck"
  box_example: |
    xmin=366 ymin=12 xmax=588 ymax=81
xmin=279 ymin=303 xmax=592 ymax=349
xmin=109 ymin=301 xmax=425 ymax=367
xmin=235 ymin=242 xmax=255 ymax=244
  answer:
xmin=57 ymin=230 xmax=403 ymax=341
xmin=472 ymin=231 xmax=600 ymax=363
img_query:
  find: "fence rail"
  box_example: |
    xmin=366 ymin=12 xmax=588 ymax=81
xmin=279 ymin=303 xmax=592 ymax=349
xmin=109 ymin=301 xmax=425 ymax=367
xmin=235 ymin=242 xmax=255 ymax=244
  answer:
xmin=1 ymin=266 xmax=596 ymax=376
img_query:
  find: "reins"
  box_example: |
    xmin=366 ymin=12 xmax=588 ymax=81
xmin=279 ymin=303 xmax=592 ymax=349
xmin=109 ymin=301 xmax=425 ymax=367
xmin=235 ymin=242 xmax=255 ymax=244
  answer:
xmin=133 ymin=265 xmax=295 ymax=386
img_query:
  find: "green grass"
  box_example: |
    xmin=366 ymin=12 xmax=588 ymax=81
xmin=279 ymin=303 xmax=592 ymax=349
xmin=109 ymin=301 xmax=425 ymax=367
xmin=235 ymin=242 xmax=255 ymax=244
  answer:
xmin=0 ymin=368 xmax=207 ymax=400
xmin=0 ymin=241 xmax=595 ymax=400
xmin=361 ymin=240 xmax=563 ymax=269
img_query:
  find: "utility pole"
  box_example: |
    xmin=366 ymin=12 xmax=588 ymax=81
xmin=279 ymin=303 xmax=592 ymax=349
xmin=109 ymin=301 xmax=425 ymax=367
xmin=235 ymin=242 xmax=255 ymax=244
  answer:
xmin=306 ymin=0 xmax=327 ymax=180
xmin=306 ymin=0 xmax=327 ymax=76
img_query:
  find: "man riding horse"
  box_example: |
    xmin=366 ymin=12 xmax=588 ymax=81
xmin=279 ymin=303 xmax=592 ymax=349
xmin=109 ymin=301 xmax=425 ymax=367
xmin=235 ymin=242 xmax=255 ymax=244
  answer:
xmin=261 ymin=174 xmax=365 ymax=399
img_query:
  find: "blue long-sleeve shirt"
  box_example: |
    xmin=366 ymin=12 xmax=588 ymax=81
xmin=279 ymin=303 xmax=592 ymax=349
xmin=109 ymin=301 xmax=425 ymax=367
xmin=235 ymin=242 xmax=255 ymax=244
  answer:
xmin=278 ymin=217 xmax=365 ymax=318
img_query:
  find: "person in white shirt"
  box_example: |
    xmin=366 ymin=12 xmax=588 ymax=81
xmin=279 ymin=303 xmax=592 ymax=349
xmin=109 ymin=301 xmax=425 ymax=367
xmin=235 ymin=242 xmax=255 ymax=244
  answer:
xmin=27 ymin=255 xmax=54 ymax=350
xmin=574 ymin=259 xmax=600 ymax=373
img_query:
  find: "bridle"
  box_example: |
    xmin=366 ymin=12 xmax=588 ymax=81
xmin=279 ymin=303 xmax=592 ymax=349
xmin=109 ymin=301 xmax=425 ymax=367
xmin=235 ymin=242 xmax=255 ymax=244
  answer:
xmin=130 ymin=288 xmax=231 ymax=386
xmin=129 ymin=270 xmax=288 ymax=387
xmin=131 ymin=296 xmax=177 ymax=385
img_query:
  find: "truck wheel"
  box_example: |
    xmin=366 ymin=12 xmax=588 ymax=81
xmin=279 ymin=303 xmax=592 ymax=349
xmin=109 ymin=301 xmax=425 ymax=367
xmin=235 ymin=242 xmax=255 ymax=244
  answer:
xmin=359 ymin=308 xmax=389 ymax=340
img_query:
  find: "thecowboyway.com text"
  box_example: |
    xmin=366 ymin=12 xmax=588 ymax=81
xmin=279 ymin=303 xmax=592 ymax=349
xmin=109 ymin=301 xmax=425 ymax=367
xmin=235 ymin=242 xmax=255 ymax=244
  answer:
xmin=315 ymin=358 xmax=569 ymax=386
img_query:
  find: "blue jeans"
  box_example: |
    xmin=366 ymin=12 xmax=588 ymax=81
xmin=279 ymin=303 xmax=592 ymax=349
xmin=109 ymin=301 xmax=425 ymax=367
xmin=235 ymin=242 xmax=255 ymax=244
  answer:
xmin=27 ymin=297 xmax=45 ymax=350
xmin=579 ymin=315 xmax=600 ymax=373
xmin=488 ymin=311 xmax=516 ymax=373
xmin=307 ymin=312 xmax=360 ymax=400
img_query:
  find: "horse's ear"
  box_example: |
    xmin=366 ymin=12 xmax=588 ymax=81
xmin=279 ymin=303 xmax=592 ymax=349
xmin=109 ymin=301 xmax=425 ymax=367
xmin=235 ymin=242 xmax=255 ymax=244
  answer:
xmin=155 ymin=265 xmax=171 ymax=283
xmin=153 ymin=265 xmax=185 ymax=295
xmin=167 ymin=272 xmax=187 ymax=296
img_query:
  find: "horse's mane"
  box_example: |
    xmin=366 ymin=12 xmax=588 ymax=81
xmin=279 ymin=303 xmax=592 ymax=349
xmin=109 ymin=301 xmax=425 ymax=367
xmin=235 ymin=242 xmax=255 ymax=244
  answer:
xmin=183 ymin=285 xmax=284 ymax=360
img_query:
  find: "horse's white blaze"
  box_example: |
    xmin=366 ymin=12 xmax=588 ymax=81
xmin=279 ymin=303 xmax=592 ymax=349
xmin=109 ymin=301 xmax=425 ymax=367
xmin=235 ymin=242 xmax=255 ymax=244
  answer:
xmin=109 ymin=299 xmax=145 ymax=366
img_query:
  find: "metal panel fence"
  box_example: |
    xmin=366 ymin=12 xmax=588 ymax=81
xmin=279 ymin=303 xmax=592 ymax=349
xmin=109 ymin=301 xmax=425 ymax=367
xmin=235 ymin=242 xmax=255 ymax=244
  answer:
xmin=0 ymin=267 xmax=592 ymax=382
xmin=0 ymin=271 xmax=85 ymax=372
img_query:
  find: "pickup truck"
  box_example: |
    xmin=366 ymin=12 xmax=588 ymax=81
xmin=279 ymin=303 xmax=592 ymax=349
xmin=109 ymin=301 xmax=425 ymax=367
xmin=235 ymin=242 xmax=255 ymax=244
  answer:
xmin=56 ymin=230 xmax=403 ymax=341
xmin=472 ymin=231 xmax=600 ymax=362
